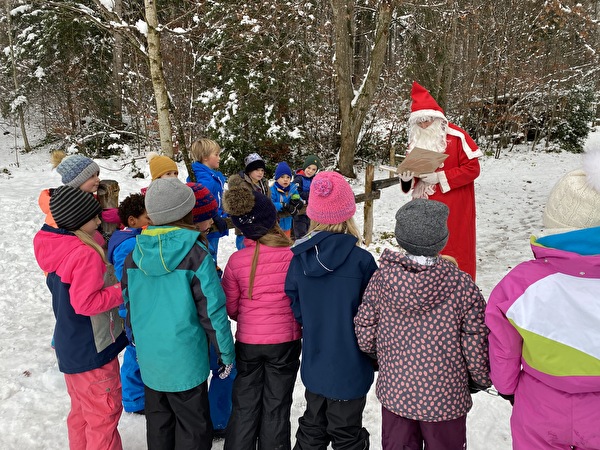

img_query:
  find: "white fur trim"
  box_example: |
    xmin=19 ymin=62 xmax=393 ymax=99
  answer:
xmin=446 ymin=127 xmax=483 ymax=159
xmin=409 ymin=109 xmax=446 ymax=124
xmin=438 ymin=171 xmax=450 ymax=193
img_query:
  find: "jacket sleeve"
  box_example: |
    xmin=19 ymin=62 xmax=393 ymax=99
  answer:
xmin=221 ymin=257 xmax=241 ymax=321
xmin=270 ymin=186 xmax=284 ymax=211
xmin=284 ymin=259 xmax=302 ymax=325
xmin=192 ymin=246 xmax=235 ymax=365
xmin=437 ymin=142 xmax=480 ymax=193
xmin=354 ymin=270 xmax=381 ymax=354
xmin=112 ymin=239 xmax=136 ymax=282
xmin=461 ymin=282 xmax=492 ymax=389
xmin=485 ymin=277 xmax=524 ymax=395
xmin=64 ymin=247 xmax=123 ymax=316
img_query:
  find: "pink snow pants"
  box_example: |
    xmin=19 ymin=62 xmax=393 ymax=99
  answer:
xmin=63 ymin=358 xmax=123 ymax=450
xmin=511 ymin=372 xmax=600 ymax=450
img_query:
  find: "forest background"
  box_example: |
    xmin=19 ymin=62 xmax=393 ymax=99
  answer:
xmin=1 ymin=0 xmax=599 ymax=177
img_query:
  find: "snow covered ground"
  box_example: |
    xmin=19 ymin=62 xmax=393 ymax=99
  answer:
xmin=0 ymin=123 xmax=595 ymax=449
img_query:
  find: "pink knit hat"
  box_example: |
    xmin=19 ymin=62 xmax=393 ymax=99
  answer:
xmin=307 ymin=171 xmax=356 ymax=224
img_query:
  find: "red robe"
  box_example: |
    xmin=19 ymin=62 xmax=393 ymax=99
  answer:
xmin=407 ymin=123 xmax=482 ymax=279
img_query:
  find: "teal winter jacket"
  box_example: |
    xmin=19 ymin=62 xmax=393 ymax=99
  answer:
xmin=121 ymin=225 xmax=235 ymax=392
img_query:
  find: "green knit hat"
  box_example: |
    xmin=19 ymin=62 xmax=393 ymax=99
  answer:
xmin=303 ymin=155 xmax=322 ymax=170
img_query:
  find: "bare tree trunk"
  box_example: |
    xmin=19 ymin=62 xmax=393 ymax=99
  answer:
xmin=110 ymin=0 xmax=123 ymax=127
xmin=145 ymin=0 xmax=173 ymax=156
xmin=5 ymin=0 xmax=31 ymax=152
xmin=333 ymin=0 xmax=397 ymax=178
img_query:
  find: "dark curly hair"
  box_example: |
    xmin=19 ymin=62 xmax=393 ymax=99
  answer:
xmin=118 ymin=193 xmax=146 ymax=226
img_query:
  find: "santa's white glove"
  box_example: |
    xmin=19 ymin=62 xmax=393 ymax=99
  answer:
xmin=399 ymin=171 xmax=414 ymax=182
xmin=420 ymin=172 xmax=440 ymax=185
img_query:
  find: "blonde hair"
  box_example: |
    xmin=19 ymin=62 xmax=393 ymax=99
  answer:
xmin=247 ymin=224 xmax=292 ymax=300
xmin=441 ymin=254 xmax=458 ymax=266
xmin=73 ymin=229 xmax=109 ymax=265
xmin=190 ymin=138 xmax=220 ymax=163
xmin=308 ymin=217 xmax=363 ymax=246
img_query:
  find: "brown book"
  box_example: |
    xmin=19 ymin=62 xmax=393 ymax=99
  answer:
xmin=397 ymin=147 xmax=448 ymax=176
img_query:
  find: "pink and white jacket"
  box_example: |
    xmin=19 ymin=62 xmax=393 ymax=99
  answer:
xmin=222 ymin=239 xmax=301 ymax=345
xmin=486 ymin=229 xmax=600 ymax=397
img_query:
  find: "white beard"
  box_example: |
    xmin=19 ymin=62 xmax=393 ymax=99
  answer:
xmin=409 ymin=120 xmax=447 ymax=153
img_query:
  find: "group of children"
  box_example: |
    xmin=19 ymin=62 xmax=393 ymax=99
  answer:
xmin=40 ymin=138 xmax=600 ymax=450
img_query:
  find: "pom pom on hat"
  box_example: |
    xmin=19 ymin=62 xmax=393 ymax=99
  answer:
xmin=186 ymin=182 xmax=218 ymax=223
xmin=223 ymin=175 xmax=277 ymax=240
xmin=543 ymin=146 xmax=600 ymax=231
xmin=56 ymin=154 xmax=100 ymax=188
xmin=147 ymin=151 xmax=178 ymax=181
xmin=274 ymin=162 xmax=292 ymax=180
xmin=145 ymin=178 xmax=196 ymax=225
xmin=306 ymin=171 xmax=356 ymax=224
xmin=409 ymin=81 xmax=447 ymax=124
xmin=50 ymin=185 xmax=102 ymax=231
xmin=395 ymin=199 xmax=449 ymax=256
xmin=244 ymin=153 xmax=266 ymax=174
xmin=303 ymin=155 xmax=322 ymax=170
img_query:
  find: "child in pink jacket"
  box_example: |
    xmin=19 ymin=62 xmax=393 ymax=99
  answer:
xmin=221 ymin=175 xmax=302 ymax=450
xmin=34 ymin=185 xmax=127 ymax=450
xmin=486 ymin=152 xmax=600 ymax=450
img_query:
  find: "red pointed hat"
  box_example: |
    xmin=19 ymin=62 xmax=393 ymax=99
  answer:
xmin=409 ymin=81 xmax=446 ymax=122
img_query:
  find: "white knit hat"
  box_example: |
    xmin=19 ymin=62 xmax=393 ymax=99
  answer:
xmin=543 ymin=147 xmax=600 ymax=231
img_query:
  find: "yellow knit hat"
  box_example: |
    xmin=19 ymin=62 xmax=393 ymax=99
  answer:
xmin=147 ymin=152 xmax=178 ymax=180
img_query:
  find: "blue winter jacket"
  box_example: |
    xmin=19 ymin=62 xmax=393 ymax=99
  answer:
xmin=270 ymin=182 xmax=299 ymax=232
xmin=107 ymin=228 xmax=142 ymax=282
xmin=188 ymin=162 xmax=229 ymax=238
xmin=285 ymin=231 xmax=378 ymax=400
xmin=121 ymin=226 xmax=235 ymax=392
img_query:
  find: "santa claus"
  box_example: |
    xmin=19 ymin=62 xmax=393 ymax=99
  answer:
xmin=400 ymin=81 xmax=482 ymax=280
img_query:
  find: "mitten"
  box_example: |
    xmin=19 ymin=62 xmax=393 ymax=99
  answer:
xmin=419 ymin=172 xmax=440 ymax=185
xmin=218 ymin=362 xmax=234 ymax=379
xmin=102 ymin=208 xmax=121 ymax=224
xmin=212 ymin=215 xmax=228 ymax=234
xmin=279 ymin=203 xmax=290 ymax=214
xmin=399 ymin=171 xmax=414 ymax=182
xmin=467 ymin=376 xmax=489 ymax=394
xmin=289 ymin=198 xmax=304 ymax=215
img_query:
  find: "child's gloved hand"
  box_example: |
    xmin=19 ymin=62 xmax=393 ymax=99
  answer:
xmin=419 ymin=172 xmax=440 ymax=185
xmin=218 ymin=362 xmax=234 ymax=379
xmin=399 ymin=171 xmax=414 ymax=182
xmin=289 ymin=198 xmax=304 ymax=215
xmin=212 ymin=215 xmax=228 ymax=234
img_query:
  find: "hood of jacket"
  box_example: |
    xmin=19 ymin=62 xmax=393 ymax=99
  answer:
xmin=291 ymin=231 xmax=360 ymax=277
xmin=378 ymin=248 xmax=461 ymax=312
xmin=133 ymin=226 xmax=201 ymax=276
xmin=34 ymin=225 xmax=87 ymax=274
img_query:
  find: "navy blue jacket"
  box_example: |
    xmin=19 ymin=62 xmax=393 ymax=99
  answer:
xmin=285 ymin=231 xmax=377 ymax=400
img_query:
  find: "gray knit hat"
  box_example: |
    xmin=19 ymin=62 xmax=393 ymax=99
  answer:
xmin=395 ymin=199 xmax=449 ymax=256
xmin=56 ymin=155 xmax=100 ymax=188
xmin=50 ymin=185 xmax=102 ymax=231
xmin=145 ymin=178 xmax=196 ymax=226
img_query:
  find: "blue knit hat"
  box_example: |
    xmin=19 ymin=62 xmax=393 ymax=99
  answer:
xmin=56 ymin=155 xmax=100 ymax=188
xmin=274 ymin=162 xmax=292 ymax=180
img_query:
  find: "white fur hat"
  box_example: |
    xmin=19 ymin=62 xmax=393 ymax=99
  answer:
xmin=543 ymin=146 xmax=600 ymax=231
